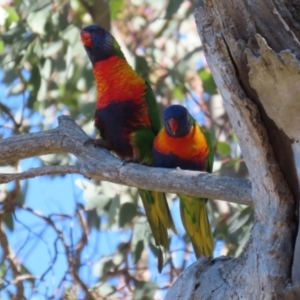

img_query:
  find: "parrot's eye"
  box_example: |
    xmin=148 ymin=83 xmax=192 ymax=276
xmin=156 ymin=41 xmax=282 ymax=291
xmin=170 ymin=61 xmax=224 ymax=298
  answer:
xmin=98 ymin=29 xmax=104 ymax=35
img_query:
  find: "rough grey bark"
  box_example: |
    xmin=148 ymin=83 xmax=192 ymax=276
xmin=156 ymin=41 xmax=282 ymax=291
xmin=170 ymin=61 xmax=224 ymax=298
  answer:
xmin=165 ymin=0 xmax=299 ymax=299
xmin=0 ymin=116 xmax=252 ymax=206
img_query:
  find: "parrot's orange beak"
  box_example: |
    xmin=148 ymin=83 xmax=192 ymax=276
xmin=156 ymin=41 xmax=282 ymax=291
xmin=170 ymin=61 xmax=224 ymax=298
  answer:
xmin=81 ymin=31 xmax=92 ymax=47
xmin=168 ymin=118 xmax=178 ymax=135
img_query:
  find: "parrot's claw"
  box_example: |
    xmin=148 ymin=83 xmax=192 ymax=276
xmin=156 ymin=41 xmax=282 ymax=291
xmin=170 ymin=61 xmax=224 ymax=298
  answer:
xmin=84 ymin=138 xmax=111 ymax=150
xmin=122 ymin=157 xmax=140 ymax=165
xmin=122 ymin=158 xmax=150 ymax=166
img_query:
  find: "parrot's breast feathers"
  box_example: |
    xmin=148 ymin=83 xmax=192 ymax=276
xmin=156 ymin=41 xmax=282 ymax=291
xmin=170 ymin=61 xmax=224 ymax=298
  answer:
xmin=154 ymin=125 xmax=209 ymax=162
xmin=93 ymin=56 xmax=147 ymax=110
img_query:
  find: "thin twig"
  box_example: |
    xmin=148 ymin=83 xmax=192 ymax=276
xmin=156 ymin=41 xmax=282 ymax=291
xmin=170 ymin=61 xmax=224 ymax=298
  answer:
xmin=14 ymin=204 xmax=96 ymax=300
xmin=0 ymin=215 xmax=24 ymax=299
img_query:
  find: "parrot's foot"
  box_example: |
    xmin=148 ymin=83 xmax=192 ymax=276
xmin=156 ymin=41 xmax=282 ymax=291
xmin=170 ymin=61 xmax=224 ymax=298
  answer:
xmin=122 ymin=158 xmax=150 ymax=166
xmin=122 ymin=157 xmax=140 ymax=165
xmin=84 ymin=138 xmax=110 ymax=150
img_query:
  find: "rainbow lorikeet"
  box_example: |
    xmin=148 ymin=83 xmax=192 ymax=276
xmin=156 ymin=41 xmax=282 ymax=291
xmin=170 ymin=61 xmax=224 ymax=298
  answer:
xmin=153 ymin=105 xmax=214 ymax=257
xmin=80 ymin=25 xmax=176 ymax=271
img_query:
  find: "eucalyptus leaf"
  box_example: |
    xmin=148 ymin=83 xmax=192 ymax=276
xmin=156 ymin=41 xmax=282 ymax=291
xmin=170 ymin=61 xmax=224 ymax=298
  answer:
xmin=43 ymin=40 xmax=63 ymax=57
xmin=110 ymin=0 xmax=125 ymax=20
xmin=4 ymin=7 xmax=20 ymax=27
xmin=198 ymin=68 xmax=218 ymax=95
xmin=217 ymin=141 xmax=231 ymax=156
xmin=95 ymin=257 xmax=114 ymax=277
xmin=27 ymin=8 xmax=50 ymax=35
xmin=132 ymin=281 xmax=158 ymax=300
xmin=133 ymin=240 xmax=144 ymax=264
xmin=119 ymin=202 xmax=138 ymax=227
xmin=3 ymin=213 xmax=14 ymax=231
xmin=97 ymin=282 xmax=116 ymax=297
xmin=108 ymin=195 xmax=120 ymax=227
xmin=165 ymin=0 xmax=183 ymax=19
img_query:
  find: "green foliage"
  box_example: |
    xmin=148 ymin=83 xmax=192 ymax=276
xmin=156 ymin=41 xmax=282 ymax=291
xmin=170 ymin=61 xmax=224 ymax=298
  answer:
xmin=110 ymin=0 xmax=125 ymax=20
xmin=133 ymin=239 xmax=144 ymax=263
xmin=165 ymin=0 xmax=184 ymax=19
xmin=135 ymin=55 xmax=151 ymax=82
xmin=131 ymin=218 xmax=148 ymax=262
xmin=172 ymin=86 xmax=185 ymax=101
xmin=217 ymin=141 xmax=232 ymax=156
xmin=214 ymin=204 xmax=253 ymax=256
xmin=133 ymin=281 xmax=158 ymax=300
xmin=119 ymin=202 xmax=138 ymax=227
xmin=97 ymin=282 xmax=117 ymax=297
xmin=198 ymin=68 xmax=218 ymax=95
xmin=4 ymin=7 xmax=20 ymax=27
xmin=3 ymin=213 xmax=14 ymax=231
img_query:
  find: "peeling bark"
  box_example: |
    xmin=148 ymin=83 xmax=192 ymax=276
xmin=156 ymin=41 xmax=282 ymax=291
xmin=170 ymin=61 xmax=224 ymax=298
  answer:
xmin=247 ymin=35 xmax=300 ymax=142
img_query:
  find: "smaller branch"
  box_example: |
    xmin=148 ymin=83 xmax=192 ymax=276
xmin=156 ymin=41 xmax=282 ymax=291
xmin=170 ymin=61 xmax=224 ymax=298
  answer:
xmin=11 ymin=274 xmax=37 ymax=285
xmin=0 ymin=102 xmax=19 ymax=128
xmin=0 ymin=215 xmax=24 ymax=298
xmin=75 ymin=204 xmax=90 ymax=255
xmin=13 ymin=212 xmax=57 ymax=283
xmin=0 ymin=166 xmax=80 ymax=183
xmin=79 ymin=0 xmax=111 ymax=30
xmin=14 ymin=204 xmax=96 ymax=300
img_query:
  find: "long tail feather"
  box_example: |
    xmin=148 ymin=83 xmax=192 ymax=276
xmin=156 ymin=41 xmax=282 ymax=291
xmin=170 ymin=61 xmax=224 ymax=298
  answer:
xmin=138 ymin=188 xmax=176 ymax=271
xmin=179 ymin=194 xmax=214 ymax=257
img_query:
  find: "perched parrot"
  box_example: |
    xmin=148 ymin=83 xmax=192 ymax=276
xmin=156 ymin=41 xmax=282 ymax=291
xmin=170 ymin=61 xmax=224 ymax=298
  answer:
xmin=153 ymin=105 xmax=214 ymax=257
xmin=80 ymin=25 xmax=176 ymax=271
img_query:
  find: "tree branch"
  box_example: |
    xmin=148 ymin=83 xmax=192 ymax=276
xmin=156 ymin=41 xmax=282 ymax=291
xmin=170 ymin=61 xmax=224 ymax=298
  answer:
xmin=0 ymin=115 xmax=252 ymax=206
xmin=0 ymin=101 xmax=19 ymax=128
xmin=79 ymin=0 xmax=111 ymax=30
xmin=0 ymin=166 xmax=80 ymax=182
xmin=0 ymin=215 xmax=24 ymax=298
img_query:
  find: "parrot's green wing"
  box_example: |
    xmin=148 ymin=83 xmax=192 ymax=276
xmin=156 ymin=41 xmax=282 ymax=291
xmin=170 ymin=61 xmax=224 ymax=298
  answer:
xmin=131 ymin=81 xmax=162 ymax=164
xmin=203 ymin=127 xmax=214 ymax=173
xmin=144 ymin=81 xmax=162 ymax=135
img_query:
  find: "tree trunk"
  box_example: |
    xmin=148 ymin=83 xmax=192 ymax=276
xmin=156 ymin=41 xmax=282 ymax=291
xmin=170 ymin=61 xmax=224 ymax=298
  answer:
xmin=165 ymin=0 xmax=300 ymax=299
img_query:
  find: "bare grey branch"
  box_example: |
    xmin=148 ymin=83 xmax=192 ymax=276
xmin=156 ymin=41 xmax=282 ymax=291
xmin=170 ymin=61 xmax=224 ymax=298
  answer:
xmin=0 ymin=115 xmax=252 ymax=206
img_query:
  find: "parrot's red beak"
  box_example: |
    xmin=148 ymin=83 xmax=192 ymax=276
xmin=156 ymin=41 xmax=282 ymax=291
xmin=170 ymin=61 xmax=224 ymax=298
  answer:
xmin=81 ymin=31 xmax=92 ymax=47
xmin=168 ymin=118 xmax=178 ymax=135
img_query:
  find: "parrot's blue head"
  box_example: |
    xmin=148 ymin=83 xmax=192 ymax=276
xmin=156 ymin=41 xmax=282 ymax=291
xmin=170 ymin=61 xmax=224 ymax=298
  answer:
xmin=80 ymin=25 xmax=124 ymax=65
xmin=163 ymin=105 xmax=192 ymax=137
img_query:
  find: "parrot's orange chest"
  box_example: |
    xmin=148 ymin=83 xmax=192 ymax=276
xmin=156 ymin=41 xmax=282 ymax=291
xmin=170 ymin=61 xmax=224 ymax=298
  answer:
xmin=92 ymin=55 xmax=152 ymax=158
xmin=154 ymin=126 xmax=209 ymax=162
xmin=93 ymin=56 xmax=145 ymax=109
